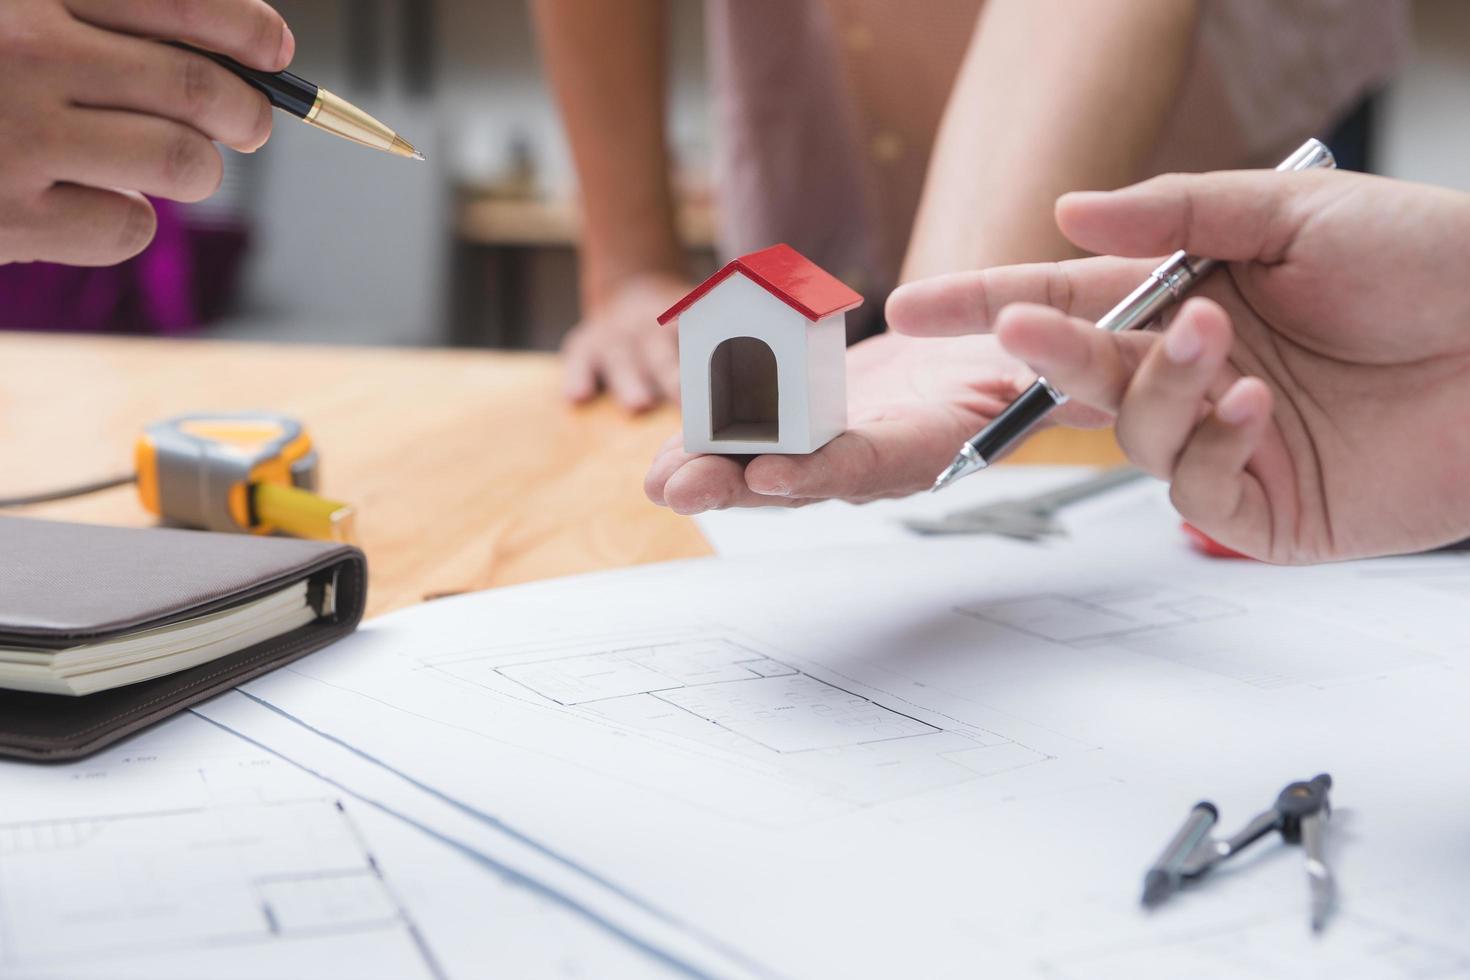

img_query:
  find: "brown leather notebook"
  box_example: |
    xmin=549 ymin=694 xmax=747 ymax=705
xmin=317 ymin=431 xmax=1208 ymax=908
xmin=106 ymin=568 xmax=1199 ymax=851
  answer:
xmin=0 ymin=517 xmax=367 ymax=762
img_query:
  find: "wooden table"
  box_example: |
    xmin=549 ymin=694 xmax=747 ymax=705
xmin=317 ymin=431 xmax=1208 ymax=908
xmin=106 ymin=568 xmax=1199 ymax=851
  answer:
xmin=0 ymin=333 xmax=1123 ymax=617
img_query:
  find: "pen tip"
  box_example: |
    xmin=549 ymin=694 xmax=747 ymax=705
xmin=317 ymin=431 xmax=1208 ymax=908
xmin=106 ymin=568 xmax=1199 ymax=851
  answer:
xmin=389 ymin=135 xmax=427 ymax=162
xmin=412 ymin=150 xmax=426 ymax=162
xmin=931 ymin=460 xmax=963 ymax=494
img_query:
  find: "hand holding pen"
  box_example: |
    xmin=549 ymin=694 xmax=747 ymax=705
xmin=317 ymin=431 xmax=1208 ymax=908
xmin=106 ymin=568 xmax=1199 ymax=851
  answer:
xmin=0 ymin=0 xmax=294 ymax=265
xmin=887 ymin=165 xmax=1470 ymax=563
xmin=0 ymin=0 xmax=418 ymax=268
xmin=929 ymin=139 xmax=1335 ymax=492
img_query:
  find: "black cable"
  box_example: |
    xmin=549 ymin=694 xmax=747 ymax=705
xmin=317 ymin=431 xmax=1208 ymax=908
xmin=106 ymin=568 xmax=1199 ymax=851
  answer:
xmin=0 ymin=474 xmax=137 ymax=508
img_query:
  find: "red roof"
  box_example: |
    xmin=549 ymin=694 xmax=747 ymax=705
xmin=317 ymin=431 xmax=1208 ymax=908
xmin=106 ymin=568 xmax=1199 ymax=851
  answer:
xmin=657 ymin=244 xmax=864 ymax=326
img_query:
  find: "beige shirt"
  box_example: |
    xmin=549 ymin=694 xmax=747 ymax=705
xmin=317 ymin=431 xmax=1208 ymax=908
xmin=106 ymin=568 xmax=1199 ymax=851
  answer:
xmin=705 ymin=0 xmax=1410 ymax=322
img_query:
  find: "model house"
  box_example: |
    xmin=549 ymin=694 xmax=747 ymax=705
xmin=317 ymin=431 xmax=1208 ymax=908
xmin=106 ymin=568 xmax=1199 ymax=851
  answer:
xmin=659 ymin=244 xmax=862 ymax=455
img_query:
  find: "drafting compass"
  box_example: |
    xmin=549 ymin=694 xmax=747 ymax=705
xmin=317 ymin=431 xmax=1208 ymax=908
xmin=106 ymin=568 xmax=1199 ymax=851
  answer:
xmin=1141 ymin=774 xmax=1335 ymax=932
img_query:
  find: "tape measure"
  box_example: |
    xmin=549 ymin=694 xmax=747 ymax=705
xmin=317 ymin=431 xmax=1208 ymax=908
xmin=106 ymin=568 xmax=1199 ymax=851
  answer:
xmin=134 ymin=412 xmax=355 ymax=542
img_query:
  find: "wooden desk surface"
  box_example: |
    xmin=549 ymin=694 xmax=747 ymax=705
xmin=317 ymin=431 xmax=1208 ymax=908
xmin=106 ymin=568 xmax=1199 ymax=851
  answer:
xmin=0 ymin=333 xmax=1122 ymax=617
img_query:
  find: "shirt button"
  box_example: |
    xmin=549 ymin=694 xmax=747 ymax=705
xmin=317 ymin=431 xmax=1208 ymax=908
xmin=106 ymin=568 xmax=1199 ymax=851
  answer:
xmin=871 ymin=131 xmax=904 ymax=165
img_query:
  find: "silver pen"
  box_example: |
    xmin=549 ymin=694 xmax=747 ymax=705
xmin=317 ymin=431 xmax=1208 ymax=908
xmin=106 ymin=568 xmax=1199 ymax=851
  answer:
xmin=931 ymin=137 xmax=1337 ymax=493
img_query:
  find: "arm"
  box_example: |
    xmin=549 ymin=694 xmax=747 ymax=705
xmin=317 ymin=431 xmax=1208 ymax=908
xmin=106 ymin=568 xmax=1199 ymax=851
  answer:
xmin=641 ymin=0 xmax=1207 ymax=508
xmin=531 ymin=0 xmax=690 ymax=409
xmin=901 ymin=0 xmax=1198 ymax=280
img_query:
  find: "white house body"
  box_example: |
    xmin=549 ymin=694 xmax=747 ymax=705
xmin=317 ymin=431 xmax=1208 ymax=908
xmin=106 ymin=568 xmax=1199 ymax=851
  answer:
xmin=661 ymin=244 xmax=861 ymax=456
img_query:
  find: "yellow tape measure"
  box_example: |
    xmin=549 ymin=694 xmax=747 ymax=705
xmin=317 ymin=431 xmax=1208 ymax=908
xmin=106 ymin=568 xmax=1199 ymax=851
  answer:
xmin=134 ymin=413 xmax=356 ymax=542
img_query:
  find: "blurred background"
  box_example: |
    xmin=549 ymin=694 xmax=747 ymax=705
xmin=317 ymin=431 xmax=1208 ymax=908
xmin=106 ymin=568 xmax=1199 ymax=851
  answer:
xmin=2 ymin=0 xmax=1466 ymax=350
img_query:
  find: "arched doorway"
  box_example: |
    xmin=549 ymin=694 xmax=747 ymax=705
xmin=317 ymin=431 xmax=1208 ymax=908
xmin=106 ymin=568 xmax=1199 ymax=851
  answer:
xmin=709 ymin=336 xmax=779 ymax=442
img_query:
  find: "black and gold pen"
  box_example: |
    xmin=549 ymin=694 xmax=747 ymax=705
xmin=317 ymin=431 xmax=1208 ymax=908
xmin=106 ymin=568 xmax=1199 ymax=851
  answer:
xmin=179 ymin=45 xmax=425 ymax=161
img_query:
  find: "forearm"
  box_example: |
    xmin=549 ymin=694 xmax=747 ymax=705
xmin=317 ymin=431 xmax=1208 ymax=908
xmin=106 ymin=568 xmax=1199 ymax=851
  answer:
xmin=901 ymin=0 xmax=1199 ymax=281
xmin=530 ymin=0 xmax=683 ymax=305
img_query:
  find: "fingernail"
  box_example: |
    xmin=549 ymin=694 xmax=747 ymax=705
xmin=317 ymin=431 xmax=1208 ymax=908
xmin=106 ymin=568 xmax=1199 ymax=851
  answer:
xmin=1164 ymin=320 xmax=1202 ymax=364
xmin=278 ymin=24 xmax=296 ymax=68
xmin=752 ymin=482 xmax=790 ymax=497
xmin=1216 ymin=384 xmax=1255 ymax=425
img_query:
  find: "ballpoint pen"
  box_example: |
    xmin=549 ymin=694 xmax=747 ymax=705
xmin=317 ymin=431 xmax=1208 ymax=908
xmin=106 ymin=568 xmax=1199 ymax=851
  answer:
xmin=178 ymin=45 xmax=425 ymax=162
xmin=931 ymin=137 xmax=1336 ymax=493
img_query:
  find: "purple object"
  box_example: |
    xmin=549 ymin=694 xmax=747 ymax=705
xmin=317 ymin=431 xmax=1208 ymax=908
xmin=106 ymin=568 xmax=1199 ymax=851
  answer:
xmin=0 ymin=199 xmax=249 ymax=335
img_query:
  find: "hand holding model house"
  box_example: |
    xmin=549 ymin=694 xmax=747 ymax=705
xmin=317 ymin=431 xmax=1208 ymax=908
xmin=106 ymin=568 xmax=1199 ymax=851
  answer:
xmin=649 ymin=243 xmax=1111 ymax=514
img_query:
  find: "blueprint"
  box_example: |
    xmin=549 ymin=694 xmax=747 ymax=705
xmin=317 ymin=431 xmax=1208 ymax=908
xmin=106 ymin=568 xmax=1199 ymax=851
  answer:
xmin=184 ymin=479 xmax=1470 ymax=978
xmin=0 ymin=722 xmax=438 ymax=980
xmin=0 ymin=712 xmax=742 ymax=979
xmin=6 ymin=473 xmax=1470 ymax=977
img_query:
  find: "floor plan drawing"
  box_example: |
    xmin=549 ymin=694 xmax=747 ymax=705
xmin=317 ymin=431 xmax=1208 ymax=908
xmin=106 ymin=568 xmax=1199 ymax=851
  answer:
xmin=184 ymin=519 xmax=1470 ymax=980
xmin=958 ymin=581 xmax=1434 ymax=690
xmin=0 ymin=749 xmax=441 ymax=979
xmin=0 ymin=713 xmax=729 ymax=980
xmin=494 ymin=638 xmax=940 ymax=752
xmin=0 ymin=799 xmax=429 ymax=968
xmin=429 ymin=631 xmax=1052 ymax=810
xmin=960 ymin=586 xmax=1246 ymax=644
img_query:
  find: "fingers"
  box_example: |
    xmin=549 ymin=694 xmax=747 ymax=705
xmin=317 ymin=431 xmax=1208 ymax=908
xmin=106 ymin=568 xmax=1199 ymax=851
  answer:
xmin=14 ymin=185 xmax=158 ymax=266
xmin=655 ymin=452 xmax=805 ymax=515
xmin=644 ymin=434 xmax=689 ymax=506
xmin=997 ymin=293 xmax=1276 ymax=551
xmin=1167 ymin=377 xmax=1273 ymax=544
xmin=561 ymin=322 xmax=680 ymax=411
xmin=743 ymin=424 xmax=945 ymax=501
xmin=64 ymin=0 xmax=295 ymax=72
xmin=69 ymin=32 xmax=274 ymax=152
xmin=561 ymin=332 xmax=599 ymax=403
xmin=1056 ymin=170 xmax=1323 ymax=264
xmin=1113 ymin=299 xmax=1238 ymax=478
xmin=744 ymin=435 xmax=879 ymax=501
xmin=51 ymin=109 xmax=223 ymax=203
xmin=645 ymin=438 xmax=755 ymax=513
xmin=992 ymin=303 xmax=1155 ymax=415
xmin=600 ymin=346 xmax=658 ymax=412
xmin=887 ymin=257 xmax=1156 ymax=337
xmin=648 ymin=418 xmax=961 ymax=513
xmin=645 ymin=435 xmax=812 ymax=515
xmin=663 ymin=456 xmax=755 ymax=514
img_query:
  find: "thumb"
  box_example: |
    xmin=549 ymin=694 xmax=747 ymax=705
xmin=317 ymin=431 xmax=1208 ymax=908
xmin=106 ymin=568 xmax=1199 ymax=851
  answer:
xmin=1055 ymin=169 xmax=1333 ymax=264
xmin=886 ymin=257 xmax=1158 ymax=337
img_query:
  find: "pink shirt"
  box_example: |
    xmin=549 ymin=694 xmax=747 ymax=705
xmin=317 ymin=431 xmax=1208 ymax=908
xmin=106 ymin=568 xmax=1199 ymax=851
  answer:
xmin=705 ymin=0 xmax=1410 ymax=315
